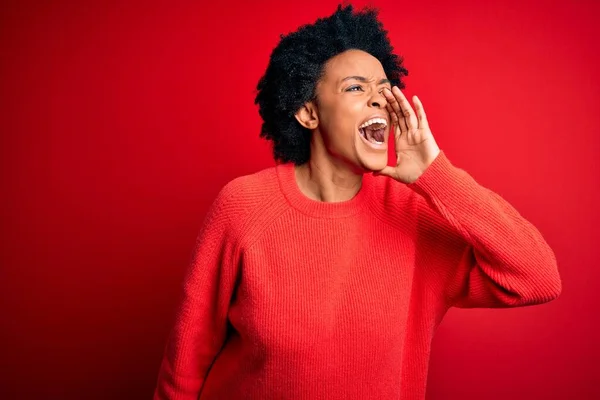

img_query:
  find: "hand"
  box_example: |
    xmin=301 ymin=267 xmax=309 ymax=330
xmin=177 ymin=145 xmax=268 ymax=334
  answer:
xmin=374 ymin=86 xmax=441 ymax=184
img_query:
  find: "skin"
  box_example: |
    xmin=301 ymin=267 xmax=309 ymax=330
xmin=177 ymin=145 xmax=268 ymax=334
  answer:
xmin=294 ymin=49 xmax=441 ymax=202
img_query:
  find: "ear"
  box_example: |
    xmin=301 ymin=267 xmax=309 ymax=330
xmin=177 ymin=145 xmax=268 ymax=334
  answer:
xmin=294 ymin=101 xmax=319 ymax=130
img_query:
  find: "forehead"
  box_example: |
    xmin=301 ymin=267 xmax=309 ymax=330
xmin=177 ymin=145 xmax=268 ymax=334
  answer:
xmin=321 ymin=49 xmax=387 ymax=83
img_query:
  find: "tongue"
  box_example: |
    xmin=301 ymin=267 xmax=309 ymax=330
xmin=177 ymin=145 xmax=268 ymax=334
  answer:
xmin=366 ymin=128 xmax=385 ymax=143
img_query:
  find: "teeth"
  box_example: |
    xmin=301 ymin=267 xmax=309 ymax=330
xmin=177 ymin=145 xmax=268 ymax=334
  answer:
xmin=359 ymin=117 xmax=387 ymax=129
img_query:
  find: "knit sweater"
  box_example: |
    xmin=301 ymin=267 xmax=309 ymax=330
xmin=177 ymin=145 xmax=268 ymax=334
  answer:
xmin=153 ymin=150 xmax=562 ymax=400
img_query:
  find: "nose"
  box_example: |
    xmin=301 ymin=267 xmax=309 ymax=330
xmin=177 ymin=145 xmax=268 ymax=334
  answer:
xmin=369 ymin=89 xmax=387 ymax=108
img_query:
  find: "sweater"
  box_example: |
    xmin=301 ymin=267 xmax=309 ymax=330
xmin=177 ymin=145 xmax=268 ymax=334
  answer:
xmin=153 ymin=150 xmax=562 ymax=400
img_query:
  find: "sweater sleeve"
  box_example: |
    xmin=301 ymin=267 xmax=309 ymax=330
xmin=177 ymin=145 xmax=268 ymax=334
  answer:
xmin=407 ymin=150 xmax=562 ymax=309
xmin=154 ymin=185 xmax=241 ymax=399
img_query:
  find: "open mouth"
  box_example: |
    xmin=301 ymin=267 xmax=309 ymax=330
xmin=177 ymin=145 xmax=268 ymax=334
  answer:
xmin=358 ymin=117 xmax=387 ymax=146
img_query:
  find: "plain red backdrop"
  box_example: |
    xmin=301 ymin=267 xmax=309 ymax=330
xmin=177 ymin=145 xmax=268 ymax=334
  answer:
xmin=1 ymin=0 xmax=599 ymax=398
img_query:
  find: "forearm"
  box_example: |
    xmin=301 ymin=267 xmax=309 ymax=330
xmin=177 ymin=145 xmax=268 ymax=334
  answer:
xmin=409 ymin=151 xmax=562 ymax=307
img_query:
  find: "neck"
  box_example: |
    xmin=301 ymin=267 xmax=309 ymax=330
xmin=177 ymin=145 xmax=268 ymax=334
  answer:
xmin=294 ymin=132 xmax=363 ymax=203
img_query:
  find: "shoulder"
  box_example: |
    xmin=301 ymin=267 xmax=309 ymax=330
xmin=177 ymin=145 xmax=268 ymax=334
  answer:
xmin=207 ymin=165 xmax=289 ymax=239
xmin=217 ymin=166 xmax=279 ymax=205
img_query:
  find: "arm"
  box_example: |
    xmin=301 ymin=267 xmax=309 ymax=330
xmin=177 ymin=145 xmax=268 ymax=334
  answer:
xmin=408 ymin=151 xmax=562 ymax=308
xmin=377 ymin=86 xmax=560 ymax=308
xmin=154 ymin=187 xmax=241 ymax=399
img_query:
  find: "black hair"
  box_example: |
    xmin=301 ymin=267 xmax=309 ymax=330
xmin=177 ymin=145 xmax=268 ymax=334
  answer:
xmin=254 ymin=3 xmax=409 ymax=165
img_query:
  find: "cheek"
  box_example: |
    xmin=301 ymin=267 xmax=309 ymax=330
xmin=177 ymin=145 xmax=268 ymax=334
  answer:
xmin=329 ymin=99 xmax=362 ymax=136
xmin=318 ymin=97 xmax=363 ymax=149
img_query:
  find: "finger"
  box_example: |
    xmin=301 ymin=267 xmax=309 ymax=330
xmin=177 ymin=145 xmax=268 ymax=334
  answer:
xmin=386 ymin=87 xmax=410 ymax=133
xmin=412 ymin=95 xmax=430 ymax=130
xmin=392 ymin=86 xmax=419 ymax=130
xmin=385 ymin=106 xmax=404 ymax=141
xmin=385 ymin=104 xmax=406 ymax=139
xmin=382 ymin=87 xmax=406 ymax=133
xmin=386 ymin=103 xmax=398 ymax=125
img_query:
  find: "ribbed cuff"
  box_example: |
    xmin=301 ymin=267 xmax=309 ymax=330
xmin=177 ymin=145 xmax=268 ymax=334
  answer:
xmin=407 ymin=150 xmax=471 ymax=197
xmin=406 ymin=150 xmax=485 ymax=239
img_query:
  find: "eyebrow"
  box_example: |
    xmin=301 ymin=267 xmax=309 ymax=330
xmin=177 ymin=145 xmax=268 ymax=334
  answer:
xmin=341 ymin=76 xmax=391 ymax=85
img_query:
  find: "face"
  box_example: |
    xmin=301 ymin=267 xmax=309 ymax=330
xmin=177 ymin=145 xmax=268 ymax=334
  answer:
xmin=296 ymin=49 xmax=392 ymax=172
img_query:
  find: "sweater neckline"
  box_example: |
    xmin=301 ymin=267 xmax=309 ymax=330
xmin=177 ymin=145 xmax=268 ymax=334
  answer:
xmin=276 ymin=162 xmax=374 ymax=218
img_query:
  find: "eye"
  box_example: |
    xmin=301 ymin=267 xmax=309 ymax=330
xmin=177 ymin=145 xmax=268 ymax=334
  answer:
xmin=346 ymin=85 xmax=363 ymax=92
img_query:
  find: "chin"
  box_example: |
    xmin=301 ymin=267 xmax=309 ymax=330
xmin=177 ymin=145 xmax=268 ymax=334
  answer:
xmin=358 ymin=155 xmax=388 ymax=173
xmin=354 ymin=130 xmax=389 ymax=173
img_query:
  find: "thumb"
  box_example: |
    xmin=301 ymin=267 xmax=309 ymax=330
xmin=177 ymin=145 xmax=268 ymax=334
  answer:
xmin=372 ymin=166 xmax=396 ymax=179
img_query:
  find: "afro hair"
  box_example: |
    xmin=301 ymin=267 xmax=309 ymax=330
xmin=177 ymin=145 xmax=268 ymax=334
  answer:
xmin=254 ymin=3 xmax=408 ymax=165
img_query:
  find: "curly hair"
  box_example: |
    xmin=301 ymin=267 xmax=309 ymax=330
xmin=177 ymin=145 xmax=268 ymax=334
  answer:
xmin=254 ymin=3 xmax=409 ymax=165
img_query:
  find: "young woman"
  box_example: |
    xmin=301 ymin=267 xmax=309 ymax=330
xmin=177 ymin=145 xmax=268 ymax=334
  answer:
xmin=154 ymin=5 xmax=561 ymax=399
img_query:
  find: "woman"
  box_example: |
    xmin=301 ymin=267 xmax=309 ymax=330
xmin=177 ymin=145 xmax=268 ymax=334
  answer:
xmin=154 ymin=5 xmax=561 ymax=399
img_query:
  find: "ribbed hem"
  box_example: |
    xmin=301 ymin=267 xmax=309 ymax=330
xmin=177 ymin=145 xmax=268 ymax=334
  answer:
xmin=275 ymin=162 xmax=374 ymax=218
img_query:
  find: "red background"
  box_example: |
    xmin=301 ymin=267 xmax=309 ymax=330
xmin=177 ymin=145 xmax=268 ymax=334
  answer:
xmin=1 ymin=0 xmax=599 ymax=398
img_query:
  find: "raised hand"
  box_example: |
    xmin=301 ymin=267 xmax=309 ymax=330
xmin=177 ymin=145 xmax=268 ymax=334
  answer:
xmin=375 ymin=86 xmax=441 ymax=184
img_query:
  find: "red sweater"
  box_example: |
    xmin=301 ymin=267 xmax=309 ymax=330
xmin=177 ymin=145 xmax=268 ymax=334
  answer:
xmin=154 ymin=151 xmax=561 ymax=399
